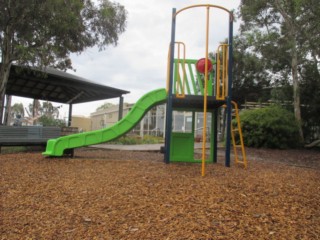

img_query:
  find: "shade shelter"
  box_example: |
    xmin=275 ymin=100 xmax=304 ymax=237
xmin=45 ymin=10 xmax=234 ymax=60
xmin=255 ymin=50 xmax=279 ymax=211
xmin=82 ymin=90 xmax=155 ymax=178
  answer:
xmin=1 ymin=64 xmax=129 ymax=125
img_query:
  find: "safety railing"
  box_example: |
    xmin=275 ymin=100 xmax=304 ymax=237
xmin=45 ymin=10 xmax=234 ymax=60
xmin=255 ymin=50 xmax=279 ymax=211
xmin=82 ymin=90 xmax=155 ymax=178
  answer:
xmin=167 ymin=45 xmax=229 ymax=99
xmin=173 ymin=58 xmax=214 ymax=96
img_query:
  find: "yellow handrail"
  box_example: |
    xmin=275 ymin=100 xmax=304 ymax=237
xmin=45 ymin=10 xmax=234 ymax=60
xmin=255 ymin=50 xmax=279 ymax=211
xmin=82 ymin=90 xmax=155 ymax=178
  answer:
xmin=166 ymin=46 xmax=171 ymax=94
xmin=216 ymin=44 xmax=228 ymax=100
xmin=175 ymin=42 xmax=186 ymax=98
xmin=224 ymin=45 xmax=228 ymax=97
xmin=166 ymin=42 xmax=187 ymax=98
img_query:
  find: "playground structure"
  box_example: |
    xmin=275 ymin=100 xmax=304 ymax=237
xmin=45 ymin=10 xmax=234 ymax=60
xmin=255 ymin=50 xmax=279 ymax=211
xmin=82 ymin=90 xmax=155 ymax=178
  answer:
xmin=164 ymin=4 xmax=246 ymax=176
xmin=43 ymin=4 xmax=247 ymax=176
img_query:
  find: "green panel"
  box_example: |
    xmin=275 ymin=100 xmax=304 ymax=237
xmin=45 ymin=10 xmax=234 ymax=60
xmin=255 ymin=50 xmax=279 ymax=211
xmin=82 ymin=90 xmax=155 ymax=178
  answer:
xmin=208 ymin=73 xmax=213 ymax=96
xmin=43 ymin=88 xmax=167 ymax=157
xmin=173 ymin=58 xmax=216 ymax=96
xmin=188 ymin=62 xmax=198 ymax=95
xmin=174 ymin=59 xmax=196 ymax=95
xmin=170 ymin=132 xmax=194 ymax=162
xmin=196 ymin=71 xmax=204 ymax=95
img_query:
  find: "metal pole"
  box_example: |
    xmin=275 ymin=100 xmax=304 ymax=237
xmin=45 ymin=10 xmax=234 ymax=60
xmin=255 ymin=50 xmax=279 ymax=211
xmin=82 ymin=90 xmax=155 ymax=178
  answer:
xmin=213 ymin=109 xmax=218 ymax=163
xmin=118 ymin=96 xmax=124 ymax=121
xmin=140 ymin=117 xmax=144 ymax=138
xmin=164 ymin=8 xmax=176 ymax=164
xmin=225 ymin=13 xmax=234 ymax=167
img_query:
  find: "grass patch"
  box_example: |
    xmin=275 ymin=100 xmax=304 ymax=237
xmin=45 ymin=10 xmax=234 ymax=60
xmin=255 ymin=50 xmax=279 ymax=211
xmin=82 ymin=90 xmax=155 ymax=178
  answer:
xmin=109 ymin=135 xmax=164 ymax=145
xmin=0 ymin=146 xmax=29 ymax=154
xmin=0 ymin=146 xmax=45 ymax=154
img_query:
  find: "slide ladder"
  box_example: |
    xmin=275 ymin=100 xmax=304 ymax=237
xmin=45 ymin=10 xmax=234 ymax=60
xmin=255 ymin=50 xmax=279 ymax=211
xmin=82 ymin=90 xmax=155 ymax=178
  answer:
xmin=230 ymin=101 xmax=247 ymax=168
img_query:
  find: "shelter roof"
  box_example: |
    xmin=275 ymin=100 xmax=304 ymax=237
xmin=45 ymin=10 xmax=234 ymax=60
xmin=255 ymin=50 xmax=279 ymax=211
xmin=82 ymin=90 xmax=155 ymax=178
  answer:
xmin=5 ymin=64 xmax=129 ymax=104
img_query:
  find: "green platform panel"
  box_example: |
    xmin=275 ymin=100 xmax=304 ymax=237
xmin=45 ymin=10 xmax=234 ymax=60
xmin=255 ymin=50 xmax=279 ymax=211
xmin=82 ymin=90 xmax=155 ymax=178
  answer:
xmin=43 ymin=88 xmax=167 ymax=157
xmin=169 ymin=109 xmax=216 ymax=164
xmin=170 ymin=132 xmax=194 ymax=162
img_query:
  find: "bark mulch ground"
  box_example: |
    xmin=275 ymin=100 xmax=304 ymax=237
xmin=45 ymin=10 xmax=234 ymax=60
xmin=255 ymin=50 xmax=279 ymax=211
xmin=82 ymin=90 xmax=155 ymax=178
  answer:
xmin=1 ymin=147 xmax=319 ymax=239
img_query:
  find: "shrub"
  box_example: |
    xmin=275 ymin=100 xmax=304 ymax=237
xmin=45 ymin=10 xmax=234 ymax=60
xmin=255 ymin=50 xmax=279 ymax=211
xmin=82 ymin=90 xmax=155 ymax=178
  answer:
xmin=38 ymin=115 xmax=66 ymax=127
xmin=238 ymin=105 xmax=301 ymax=149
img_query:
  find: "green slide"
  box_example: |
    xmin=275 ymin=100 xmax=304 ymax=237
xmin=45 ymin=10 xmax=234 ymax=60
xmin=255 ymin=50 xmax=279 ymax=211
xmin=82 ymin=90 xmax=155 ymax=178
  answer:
xmin=43 ymin=88 xmax=167 ymax=157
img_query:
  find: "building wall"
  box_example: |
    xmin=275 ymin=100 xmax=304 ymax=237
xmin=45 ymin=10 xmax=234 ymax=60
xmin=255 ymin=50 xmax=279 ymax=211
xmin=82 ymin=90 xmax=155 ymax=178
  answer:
xmin=71 ymin=116 xmax=91 ymax=132
xmin=90 ymin=103 xmax=133 ymax=130
xmin=131 ymin=105 xmax=166 ymax=137
xmin=89 ymin=103 xmax=211 ymax=139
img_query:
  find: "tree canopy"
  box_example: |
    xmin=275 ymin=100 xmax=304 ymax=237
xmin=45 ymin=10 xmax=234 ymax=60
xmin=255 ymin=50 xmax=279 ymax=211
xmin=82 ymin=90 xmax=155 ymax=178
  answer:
xmin=238 ymin=0 xmax=320 ymax=142
xmin=232 ymin=35 xmax=271 ymax=104
xmin=96 ymin=102 xmax=115 ymax=111
xmin=0 ymin=0 xmax=127 ymax=123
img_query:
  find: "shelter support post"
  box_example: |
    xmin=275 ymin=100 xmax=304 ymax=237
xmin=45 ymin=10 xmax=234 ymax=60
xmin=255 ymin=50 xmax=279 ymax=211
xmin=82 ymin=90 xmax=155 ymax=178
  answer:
xmin=3 ymin=95 xmax=12 ymax=126
xmin=0 ymin=94 xmax=4 ymax=125
xmin=68 ymin=104 xmax=72 ymax=127
xmin=118 ymin=96 xmax=124 ymax=121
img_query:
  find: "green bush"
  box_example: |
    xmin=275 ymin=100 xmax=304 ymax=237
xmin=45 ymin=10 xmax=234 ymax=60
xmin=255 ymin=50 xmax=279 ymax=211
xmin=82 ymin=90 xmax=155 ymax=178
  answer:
xmin=38 ymin=115 xmax=66 ymax=127
xmin=238 ymin=105 xmax=301 ymax=149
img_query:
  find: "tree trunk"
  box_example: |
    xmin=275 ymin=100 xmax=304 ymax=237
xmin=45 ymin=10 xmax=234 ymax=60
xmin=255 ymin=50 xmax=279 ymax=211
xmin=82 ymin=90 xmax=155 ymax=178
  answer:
xmin=291 ymin=43 xmax=304 ymax=142
xmin=0 ymin=63 xmax=11 ymax=125
xmin=0 ymin=22 xmax=13 ymax=125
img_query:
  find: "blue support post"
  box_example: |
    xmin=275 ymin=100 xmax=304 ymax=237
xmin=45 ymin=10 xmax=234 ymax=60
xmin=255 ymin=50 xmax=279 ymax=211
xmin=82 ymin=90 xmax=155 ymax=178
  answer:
xmin=213 ymin=109 xmax=218 ymax=163
xmin=225 ymin=13 xmax=234 ymax=167
xmin=164 ymin=8 xmax=176 ymax=164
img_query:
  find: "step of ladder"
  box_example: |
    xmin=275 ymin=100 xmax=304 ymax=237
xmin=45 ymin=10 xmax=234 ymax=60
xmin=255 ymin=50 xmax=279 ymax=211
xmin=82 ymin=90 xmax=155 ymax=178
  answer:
xmin=230 ymin=101 xmax=248 ymax=169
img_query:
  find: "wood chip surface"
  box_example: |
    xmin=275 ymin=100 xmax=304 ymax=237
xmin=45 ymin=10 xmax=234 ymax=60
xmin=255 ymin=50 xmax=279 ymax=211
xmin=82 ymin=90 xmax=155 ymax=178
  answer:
xmin=1 ymin=147 xmax=319 ymax=239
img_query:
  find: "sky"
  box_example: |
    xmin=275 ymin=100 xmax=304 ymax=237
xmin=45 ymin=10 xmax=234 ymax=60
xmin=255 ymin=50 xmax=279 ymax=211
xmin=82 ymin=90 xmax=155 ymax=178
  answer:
xmin=12 ymin=0 xmax=241 ymax=118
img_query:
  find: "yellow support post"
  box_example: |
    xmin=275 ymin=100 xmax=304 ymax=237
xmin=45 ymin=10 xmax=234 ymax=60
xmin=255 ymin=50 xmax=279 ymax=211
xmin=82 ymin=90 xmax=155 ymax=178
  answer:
xmin=201 ymin=6 xmax=210 ymax=177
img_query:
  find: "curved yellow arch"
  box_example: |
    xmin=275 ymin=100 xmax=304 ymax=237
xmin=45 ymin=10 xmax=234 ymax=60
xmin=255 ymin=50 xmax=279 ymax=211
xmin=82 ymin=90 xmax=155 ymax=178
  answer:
xmin=175 ymin=4 xmax=234 ymax=21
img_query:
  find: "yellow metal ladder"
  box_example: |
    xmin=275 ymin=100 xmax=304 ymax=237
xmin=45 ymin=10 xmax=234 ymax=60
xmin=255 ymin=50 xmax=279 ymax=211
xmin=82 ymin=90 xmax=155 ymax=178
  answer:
xmin=230 ymin=101 xmax=248 ymax=168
